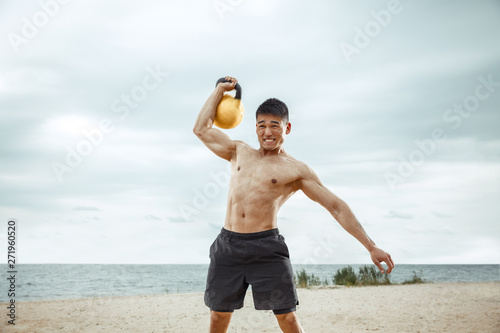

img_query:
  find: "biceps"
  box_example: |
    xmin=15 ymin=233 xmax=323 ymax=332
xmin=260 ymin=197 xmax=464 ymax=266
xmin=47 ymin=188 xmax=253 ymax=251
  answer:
xmin=195 ymin=128 xmax=236 ymax=161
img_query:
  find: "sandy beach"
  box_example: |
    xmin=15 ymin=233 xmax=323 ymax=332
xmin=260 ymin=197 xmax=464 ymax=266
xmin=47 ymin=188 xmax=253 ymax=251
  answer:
xmin=2 ymin=282 xmax=498 ymax=332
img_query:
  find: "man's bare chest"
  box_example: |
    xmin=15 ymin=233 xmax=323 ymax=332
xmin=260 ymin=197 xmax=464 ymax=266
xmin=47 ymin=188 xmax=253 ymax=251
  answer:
xmin=232 ymin=151 xmax=299 ymax=188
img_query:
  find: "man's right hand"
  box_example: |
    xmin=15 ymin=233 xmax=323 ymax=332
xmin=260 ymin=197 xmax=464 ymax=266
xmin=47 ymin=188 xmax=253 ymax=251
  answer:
xmin=218 ymin=76 xmax=238 ymax=91
xmin=193 ymin=76 xmax=238 ymax=162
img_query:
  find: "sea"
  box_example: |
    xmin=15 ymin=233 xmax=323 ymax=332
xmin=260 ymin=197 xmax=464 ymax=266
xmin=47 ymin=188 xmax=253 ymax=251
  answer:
xmin=1 ymin=264 xmax=498 ymax=303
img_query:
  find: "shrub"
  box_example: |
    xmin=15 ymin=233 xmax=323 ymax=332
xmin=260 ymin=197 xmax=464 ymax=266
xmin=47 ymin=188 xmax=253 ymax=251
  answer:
xmin=333 ymin=265 xmax=391 ymax=286
xmin=333 ymin=266 xmax=357 ymax=286
xmin=357 ymin=265 xmax=391 ymax=286
xmin=402 ymin=270 xmax=426 ymax=284
xmin=295 ymin=269 xmax=322 ymax=288
xmin=296 ymin=265 xmax=396 ymax=289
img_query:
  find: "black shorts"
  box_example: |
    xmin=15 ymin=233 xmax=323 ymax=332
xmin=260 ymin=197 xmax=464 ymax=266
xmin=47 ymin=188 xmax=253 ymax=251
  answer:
xmin=204 ymin=228 xmax=298 ymax=314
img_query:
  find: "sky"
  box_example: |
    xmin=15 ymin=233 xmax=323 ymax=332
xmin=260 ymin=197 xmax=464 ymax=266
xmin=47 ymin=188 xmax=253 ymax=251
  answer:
xmin=0 ymin=0 xmax=499 ymax=265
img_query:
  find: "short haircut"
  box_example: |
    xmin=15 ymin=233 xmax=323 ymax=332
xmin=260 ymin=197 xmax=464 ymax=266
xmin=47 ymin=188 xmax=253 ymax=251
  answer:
xmin=255 ymin=98 xmax=289 ymax=124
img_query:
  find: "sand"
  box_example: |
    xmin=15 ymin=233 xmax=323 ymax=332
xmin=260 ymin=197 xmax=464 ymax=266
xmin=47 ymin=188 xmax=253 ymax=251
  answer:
xmin=1 ymin=282 xmax=498 ymax=332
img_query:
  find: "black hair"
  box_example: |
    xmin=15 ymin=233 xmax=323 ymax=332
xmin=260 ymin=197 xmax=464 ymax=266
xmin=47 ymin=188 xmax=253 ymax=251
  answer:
xmin=255 ymin=98 xmax=289 ymax=124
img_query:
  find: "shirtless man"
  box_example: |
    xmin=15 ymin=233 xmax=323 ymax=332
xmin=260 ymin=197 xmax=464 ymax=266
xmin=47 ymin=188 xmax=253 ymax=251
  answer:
xmin=193 ymin=76 xmax=394 ymax=333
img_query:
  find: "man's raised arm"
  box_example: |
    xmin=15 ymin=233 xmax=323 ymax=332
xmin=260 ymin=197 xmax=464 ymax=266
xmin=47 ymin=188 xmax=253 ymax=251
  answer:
xmin=193 ymin=76 xmax=238 ymax=161
xmin=297 ymin=164 xmax=395 ymax=273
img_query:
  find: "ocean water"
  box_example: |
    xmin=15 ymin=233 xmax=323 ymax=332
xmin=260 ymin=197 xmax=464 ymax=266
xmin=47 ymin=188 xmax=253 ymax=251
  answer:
xmin=1 ymin=264 xmax=498 ymax=302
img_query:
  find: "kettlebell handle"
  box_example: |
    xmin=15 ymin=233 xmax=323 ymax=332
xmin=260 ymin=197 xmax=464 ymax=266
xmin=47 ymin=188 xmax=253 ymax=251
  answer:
xmin=215 ymin=77 xmax=242 ymax=100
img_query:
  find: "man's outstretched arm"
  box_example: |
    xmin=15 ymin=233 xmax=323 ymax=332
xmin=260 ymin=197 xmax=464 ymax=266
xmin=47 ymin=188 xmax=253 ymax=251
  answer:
xmin=193 ymin=76 xmax=238 ymax=161
xmin=298 ymin=164 xmax=395 ymax=273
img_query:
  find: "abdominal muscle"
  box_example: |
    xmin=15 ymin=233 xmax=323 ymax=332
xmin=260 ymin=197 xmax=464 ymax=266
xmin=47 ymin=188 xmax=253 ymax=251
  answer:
xmin=223 ymin=195 xmax=279 ymax=233
xmin=222 ymin=168 xmax=296 ymax=233
xmin=221 ymin=142 xmax=299 ymax=233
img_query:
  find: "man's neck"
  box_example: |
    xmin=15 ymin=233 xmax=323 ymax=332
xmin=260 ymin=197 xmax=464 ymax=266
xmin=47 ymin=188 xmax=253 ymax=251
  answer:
xmin=258 ymin=145 xmax=285 ymax=156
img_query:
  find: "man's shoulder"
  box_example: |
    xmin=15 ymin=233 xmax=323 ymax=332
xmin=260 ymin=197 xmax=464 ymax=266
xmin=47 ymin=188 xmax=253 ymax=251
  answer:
xmin=282 ymin=153 xmax=312 ymax=175
xmin=234 ymin=140 xmax=256 ymax=152
xmin=233 ymin=140 xmax=250 ymax=147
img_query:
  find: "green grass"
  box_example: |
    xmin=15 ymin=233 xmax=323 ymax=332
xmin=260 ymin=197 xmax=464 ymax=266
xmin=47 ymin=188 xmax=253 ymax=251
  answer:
xmin=402 ymin=270 xmax=427 ymax=284
xmin=332 ymin=265 xmax=391 ymax=286
xmin=356 ymin=265 xmax=391 ymax=286
xmin=295 ymin=266 xmax=430 ymax=288
xmin=295 ymin=269 xmax=323 ymax=288
xmin=333 ymin=266 xmax=358 ymax=286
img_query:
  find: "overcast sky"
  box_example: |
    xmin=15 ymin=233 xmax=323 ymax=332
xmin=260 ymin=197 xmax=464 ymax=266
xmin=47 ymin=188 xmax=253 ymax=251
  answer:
xmin=1 ymin=0 xmax=499 ymax=265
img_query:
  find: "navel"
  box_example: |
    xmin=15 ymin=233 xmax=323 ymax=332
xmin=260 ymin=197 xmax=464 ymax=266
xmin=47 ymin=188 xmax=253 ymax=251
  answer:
xmin=242 ymin=213 xmax=245 ymax=218
xmin=271 ymin=179 xmax=277 ymax=184
xmin=237 ymin=166 xmax=241 ymax=171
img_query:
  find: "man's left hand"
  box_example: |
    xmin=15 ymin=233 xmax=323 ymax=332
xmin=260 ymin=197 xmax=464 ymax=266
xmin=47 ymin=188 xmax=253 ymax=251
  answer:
xmin=370 ymin=247 xmax=394 ymax=274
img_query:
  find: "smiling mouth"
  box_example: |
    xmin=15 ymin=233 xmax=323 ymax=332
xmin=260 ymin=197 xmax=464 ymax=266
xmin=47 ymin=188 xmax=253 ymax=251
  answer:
xmin=263 ymin=138 xmax=275 ymax=143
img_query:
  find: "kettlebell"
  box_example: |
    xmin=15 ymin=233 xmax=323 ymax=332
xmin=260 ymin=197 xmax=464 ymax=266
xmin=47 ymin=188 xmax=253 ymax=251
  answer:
xmin=214 ymin=77 xmax=244 ymax=129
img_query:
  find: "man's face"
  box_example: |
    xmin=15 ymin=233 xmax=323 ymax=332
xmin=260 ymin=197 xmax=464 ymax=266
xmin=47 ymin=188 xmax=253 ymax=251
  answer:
xmin=256 ymin=114 xmax=291 ymax=151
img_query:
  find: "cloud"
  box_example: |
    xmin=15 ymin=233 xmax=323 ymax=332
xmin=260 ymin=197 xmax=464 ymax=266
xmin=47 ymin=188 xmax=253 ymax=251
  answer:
xmin=144 ymin=215 xmax=162 ymax=221
xmin=432 ymin=211 xmax=451 ymax=218
xmin=0 ymin=0 xmax=499 ymax=264
xmin=72 ymin=206 xmax=101 ymax=211
xmin=167 ymin=216 xmax=193 ymax=224
xmin=386 ymin=210 xmax=414 ymax=219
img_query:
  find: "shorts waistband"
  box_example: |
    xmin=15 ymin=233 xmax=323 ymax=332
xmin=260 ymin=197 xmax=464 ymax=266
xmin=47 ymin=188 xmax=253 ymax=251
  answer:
xmin=220 ymin=228 xmax=279 ymax=240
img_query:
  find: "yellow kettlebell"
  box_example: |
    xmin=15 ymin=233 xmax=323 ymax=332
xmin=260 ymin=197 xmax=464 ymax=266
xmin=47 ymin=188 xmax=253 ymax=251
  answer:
xmin=214 ymin=77 xmax=244 ymax=129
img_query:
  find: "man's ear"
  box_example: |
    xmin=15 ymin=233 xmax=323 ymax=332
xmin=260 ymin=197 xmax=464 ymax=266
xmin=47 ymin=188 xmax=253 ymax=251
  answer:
xmin=285 ymin=122 xmax=291 ymax=135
